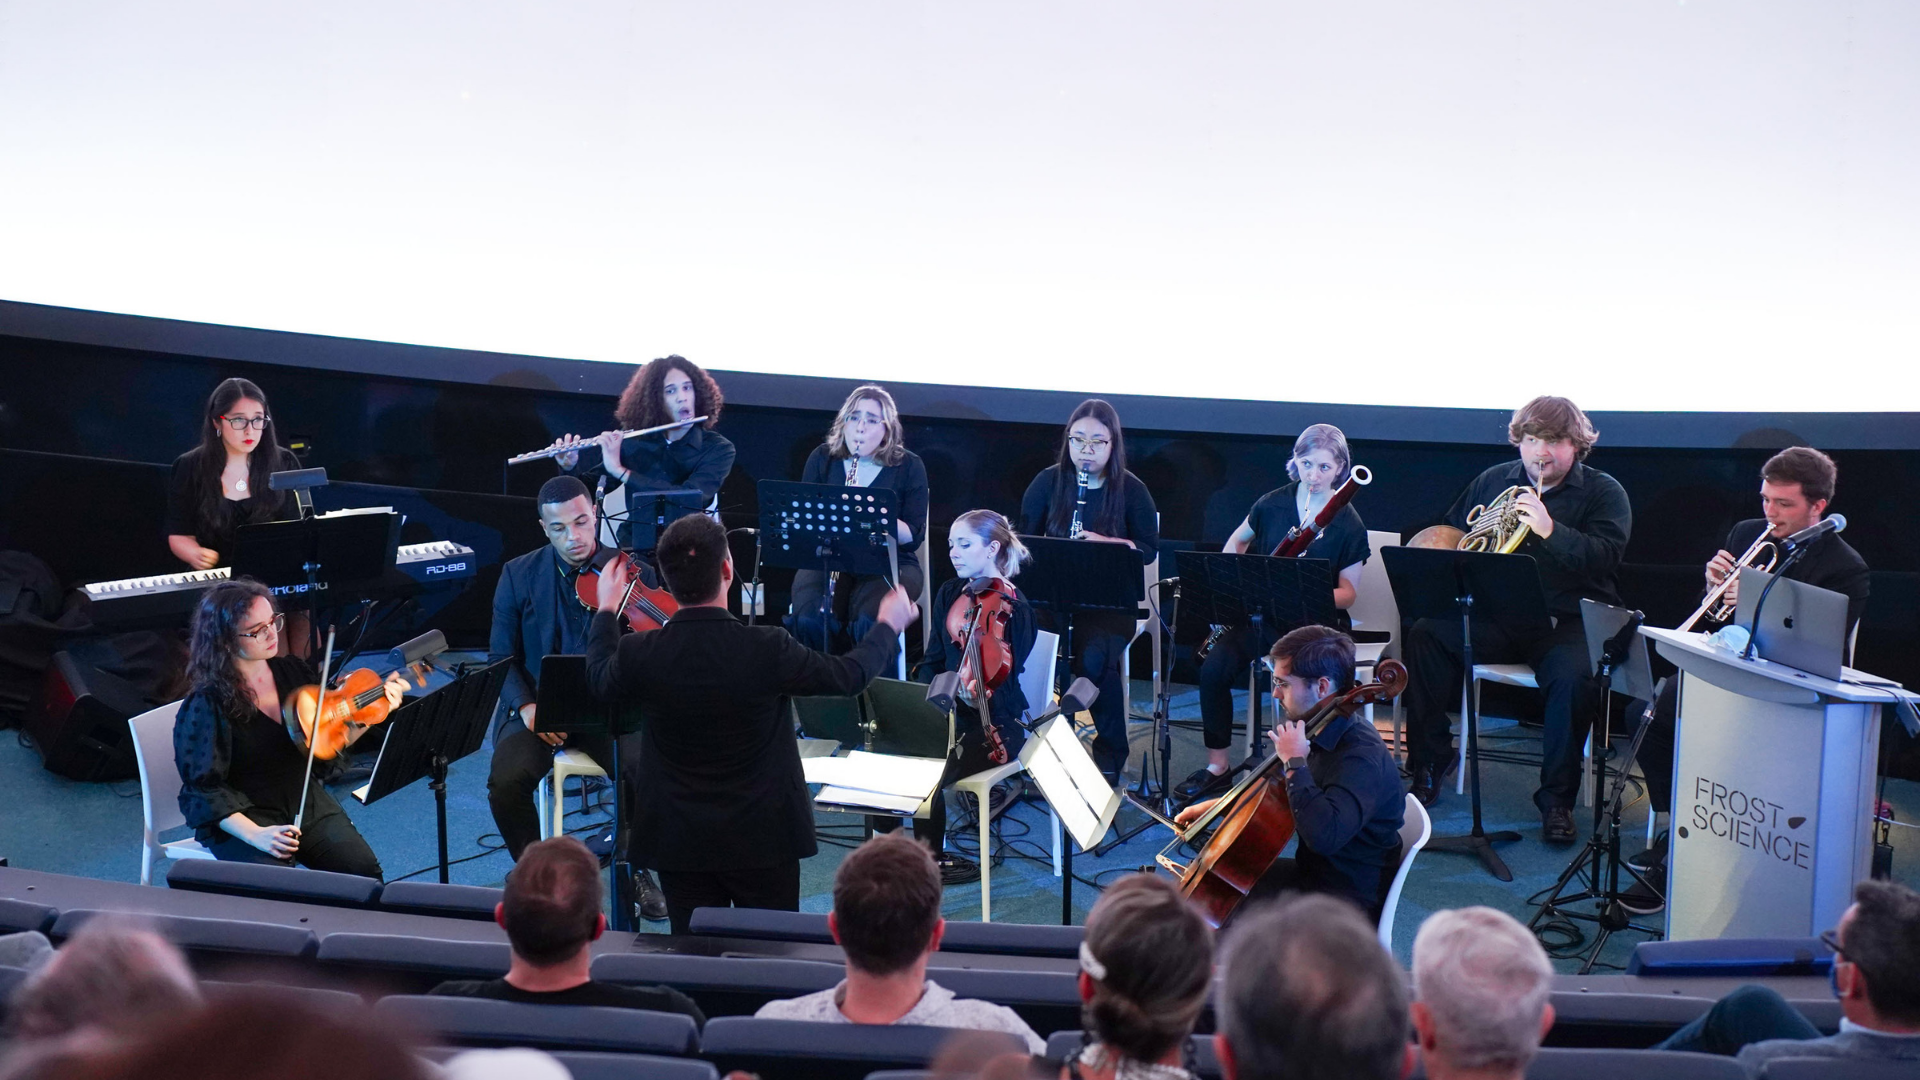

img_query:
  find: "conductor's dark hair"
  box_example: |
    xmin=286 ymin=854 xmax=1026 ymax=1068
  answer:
xmin=1845 ymin=879 xmax=1920 ymax=1024
xmin=656 ymin=513 xmax=729 ymax=604
xmin=832 ymin=833 xmax=942 ymax=976
xmin=1045 ymin=398 xmax=1130 ymax=538
xmin=1269 ymin=625 xmax=1356 ymax=694
xmin=615 ymin=355 xmax=724 ymax=431
xmin=500 ymin=837 xmax=603 ymax=966
xmin=186 ymin=377 xmax=289 ymax=539
xmin=537 ymin=474 xmax=591 ymax=510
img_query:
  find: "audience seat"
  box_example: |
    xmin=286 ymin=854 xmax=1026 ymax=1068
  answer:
xmin=1541 ymin=992 xmax=1718 ymax=1048
xmin=930 ymin=968 xmax=1084 ymax=1034
xmin=315 ymin=933 xmax=510 ymax=992
xmin=687 ymin=907 xmax=1085 ymax=959
xmin=1045 ymin=1032 xmax=1221 ymax=1080
xmin=164 ymin=859 xmax=382 ymax=909
xmin=702 ymin=1017 xmax=1021 ymax=1080
xmin=50 ymin=909 xmax=317 ymax=961
xmin=202 ymin=979 xmax=367 ymax=1016
xmin=1760 ymin=1059 xmax=1919 ymax=1080
xmin=1626 ymin=937 xmax=1833 ymax=978
xmin=687 ymin=907 xmax=836 ymax=945
xmin=377 ymin=881 xmax=505 ymax=922
xmin=551 ymin=1051 xmax=722 ymax=1080
xmin=0 ymin=898 xmax=57 ymax=935
xmin=592 ymin=953 xmax=843 ymax=1017
xmin=1521 ymin=1047 xmax=1745 ymax=1079
xmin=375 ymin=995 xmax=699 ymax=1055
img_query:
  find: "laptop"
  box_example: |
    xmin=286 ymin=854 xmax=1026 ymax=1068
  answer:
xmin=1734 ymin=567 xmax=1849 ymax=682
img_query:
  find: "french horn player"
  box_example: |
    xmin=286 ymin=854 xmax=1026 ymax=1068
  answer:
xmin=1401 ymin=396 xmax=1632 ymax=847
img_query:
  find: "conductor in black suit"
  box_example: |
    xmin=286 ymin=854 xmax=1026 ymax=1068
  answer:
xmin=585 ymin=513 xmax=919 ymax=933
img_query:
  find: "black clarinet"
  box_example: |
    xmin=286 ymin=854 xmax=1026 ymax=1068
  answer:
xmin=1069 ymin=467 xmax=1090 ymax=540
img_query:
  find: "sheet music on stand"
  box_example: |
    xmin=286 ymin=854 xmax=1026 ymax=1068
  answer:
xmin=1021 ymin=714 xmax=1123 ymax=850
xmin=804 ymin=752 xmax=947 ymax=816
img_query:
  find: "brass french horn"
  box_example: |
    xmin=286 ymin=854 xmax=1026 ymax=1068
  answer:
xmin=1407 ymin=485 xmax=1537 ymax=554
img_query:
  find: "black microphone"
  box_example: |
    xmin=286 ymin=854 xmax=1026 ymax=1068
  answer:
xmin=594 ymin=472 xmax=608 ymax=504
xmin=1780 ymin=513 xmax=1845 ymax=553
xmin=1599 ymin=610 xmax=1644 ymax=671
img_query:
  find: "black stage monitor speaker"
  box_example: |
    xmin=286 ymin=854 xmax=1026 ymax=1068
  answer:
xmin=25 ymin=651 xmax=148 ymax=781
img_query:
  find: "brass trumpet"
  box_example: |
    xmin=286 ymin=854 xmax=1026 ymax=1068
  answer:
xmin=1408 ymin=485 xmax=1538 ymax=554
xmin=1678 ymin=530 xmax=1778 ymax=631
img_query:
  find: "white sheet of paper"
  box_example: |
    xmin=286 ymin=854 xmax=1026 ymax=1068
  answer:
xmin=802 ymin=751 xmax=947 ymax=799
xmin=816 ymin=786 xmax=925 ymax=815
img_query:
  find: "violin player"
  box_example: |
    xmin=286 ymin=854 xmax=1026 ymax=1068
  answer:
xmin=484 ymin=476 xmax=665 ymax=919
xmin=873 ymin=510 xmax=1036 ymax=885
xmin=173 ymin=579 xmax=401 ymax=878
xmin=1175 ymin=626 xmax=1405 ymax=922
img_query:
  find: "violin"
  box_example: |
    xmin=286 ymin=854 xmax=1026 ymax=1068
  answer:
xmin=575 ymin=548 xmax=678 ymax=632
xmin=282 ymin=662 xmax=428 ymax=761
xmin=944 ymin=577 xmax=1017 ymax=765
xmin=1155 ymin=658 xmax=1407 ymax=927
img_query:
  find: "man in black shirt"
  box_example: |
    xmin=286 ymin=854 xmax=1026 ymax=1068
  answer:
xmin=586 ymin=513 xmax=918 ymax=933
xmin=1402 ymin=396 xmax=1632 ymax=844
xmin=430 ymin=837 xmax=704 ymax=1024
xmin=1177 ymin=626 xmax=1405 ymax=920
xmin=1625 ymin=446 xmax=1869 ymax=912
xmin=486 ymin=475 xmax=665 ymax=920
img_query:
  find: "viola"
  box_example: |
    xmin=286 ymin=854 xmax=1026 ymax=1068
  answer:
xmin=1156 ymin=658 xmax=1407 ymax=927
xmin=282 ymin=662 xmax=428 ymax=761
xmin=575 ymin=548 xmax=678 ymax=632
xmin=944 ymin=577 xmax=1017 ymax=764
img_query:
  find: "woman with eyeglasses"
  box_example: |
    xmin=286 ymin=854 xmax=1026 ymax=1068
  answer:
xmin=787 ymin=385 xmax=929 ymax=655
xmin=165 ymin=377 xmax=300 ymax=571
xmin=173 ymin=579 xmax=395 ymax=877
xmin=1018 ymin=399 xmax=1159 ymax=783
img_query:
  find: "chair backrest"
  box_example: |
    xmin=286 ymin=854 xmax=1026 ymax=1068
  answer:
xmin=1525 ymin=1047 xmax=1746 ymax=1079
xmin=864 ymin=678 xmax=951 ymax=759
xmin=1626 ymin=937 xmax=1833 ymax=978
xmin=702 ymin=1018 xmax=999 ymax=1080
xmin=1019 ymin=631 xmax=1060 ymax=722
xmin=316 ymin=933 xmax=512 ymax=979
xmin=0 ymin=898 xmax=57 ymax=935
xmin=928 ymin=968 xmax=1082 ymax=1034
xmin=591 ymin=953 xmax=843 ymax=1018
xmin=936 ymin=921 xmax=1082 ymax=959
xmin=52 ymin=909 xmax=318 ymax=959
xmin=374 ymin=995 xmax=700 ymax=1055
xmin=166 ymin=858 xmax=382 ymax=908
xmin=687 ymin=907 xmax=835 ymax=945
xmin=552 ymin=1051 xmax=721 ymax=1080
xmin=1542 ymin=992 xmax=1717 ymax=1047
xmin=1377 ymin=792 xmax=1432 ymax=952
xmin=378 ymin=881 xmax=505 ymax=921
xmin=1349 ymin=531 xmax=1403 ymax=649
xmin=202 ymin=980 xmax=368 ymax=1017
xmin=1760 ymin=1058 xmax=1919 ymax=1080
xmin=128 ymin=700 xmax=187 ymax=840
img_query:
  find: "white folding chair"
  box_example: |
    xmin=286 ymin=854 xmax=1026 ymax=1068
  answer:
xmin=1349 ymin=531 xmax=1404 ymax=757
xmin=1118 ymin=520 xmax=1162 ymax=727
xmin=953 ymin=630 xmax=1064 ymax=919
xmin=535 ymin=749 xmax=607 ymax=839
xmin=1377 ymin=793 xmax=1431 ymax=952
xmin=898 ymin=506 xmax=931 ymax=680
xmin=129 ymin=700 xmax=215 ymax=885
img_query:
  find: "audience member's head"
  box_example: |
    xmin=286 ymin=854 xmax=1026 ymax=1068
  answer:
xmin=1079 ymin=874 xmax=1214 ymax=1065
xmin=497 ymin=836 xmax=606 ymax=966
xmin=1 ymin=996 xmax=426 ymax=1080
xmin=1410 ymin=907 xmax=1555 ymax=1079
xmin=4 ymin=919 xmax=200 ymax=1042
xmin=1836 ymin=879 xmax=1920 ymax=1027
xmin=830 ymin=833 xmax=944 ymax=977
xmin=1218 ymin=895 xmax=1411 ymax=1080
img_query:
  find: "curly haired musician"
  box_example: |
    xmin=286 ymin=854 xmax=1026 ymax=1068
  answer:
xmin=1402 ymin=396 xmax=1632 ymax=844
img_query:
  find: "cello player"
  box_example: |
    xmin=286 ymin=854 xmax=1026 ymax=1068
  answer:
xmin=1174 ymin=625 xmax=1405 ymax=921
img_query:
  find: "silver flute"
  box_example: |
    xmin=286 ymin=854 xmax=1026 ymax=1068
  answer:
xmin=506 ymin=416 xmax=708 ymax=465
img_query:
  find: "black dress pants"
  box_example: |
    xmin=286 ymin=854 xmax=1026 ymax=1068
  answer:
xmin=655 ymin=861 xmax=802 ymax=936
xmin=789 ymin=563 xmax=924 ymax=657
xmin=1633 ymin=676 xmax=1680 ymax=814
xmin=204 ymin=788 xmax=384 ymax=880
xmin=871 ymin=720 xmax=1011 ymax=854
xmin=1037 ymin=609 xmax=1133 ymax=781
xmin=1404 ymin=616 xmax=1598 ymax=813
xmin=487 ymin=723 xmax=642 ymax=862
xmin=1197 ymin=625 xmax=1278 ymax=751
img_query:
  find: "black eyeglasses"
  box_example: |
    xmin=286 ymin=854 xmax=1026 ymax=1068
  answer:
xmin=220 ymin=415 xmax=271 ymax=431
xmin=1819 ymin=928 xmax=1844 ymax=957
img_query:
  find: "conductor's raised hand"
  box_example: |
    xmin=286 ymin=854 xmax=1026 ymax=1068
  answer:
xmin=595 ymin=555 xmax=632 ymax=614
xmin=877 ymin=586 xmax=919 ymax=633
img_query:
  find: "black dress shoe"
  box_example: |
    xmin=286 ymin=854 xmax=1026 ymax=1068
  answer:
xmin=1174 ymin=767 xmax=1234 ymax=805
xmin=1628 ymin=830 xmax=1669 ymax=872
xmin=1543 ymin=807 xmax=1577 ymax=844
xmin=1407 ymin=763 xmax=1442 ymax=807
xmin=633 ymin=869 xmax=669 ymax=922
xmin=1619 ymin=877 xmax=1665 ymax=915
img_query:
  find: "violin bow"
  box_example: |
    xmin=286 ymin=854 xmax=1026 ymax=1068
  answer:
xmin=292 ymin=625 xmax=337 ymax=832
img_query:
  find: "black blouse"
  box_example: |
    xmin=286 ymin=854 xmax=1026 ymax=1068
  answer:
xmin=800 ymin=445 xmax=930 ymax=561
xmin=1244 ymin=482 xmax=1372 ymax=572
xmin=929 ymin=576 xmax=1037 ymax=741
xmin=165 ymin=447 xmax=300 ymax=561
xmin=174 ymin=655 xmax=320 ymax=843
xmin=566 ymin=426 xmax=736 ymax=552
xmin=1019 ymin=465 xmax=1159 ymax=567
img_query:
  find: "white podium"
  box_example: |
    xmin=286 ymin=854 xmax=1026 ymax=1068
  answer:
xmin=1644 ymin=626 xmax=1915 ymax=941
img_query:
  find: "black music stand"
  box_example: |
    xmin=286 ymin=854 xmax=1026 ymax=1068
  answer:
xmin=534 ymin=655 xmax=649 ymax=931
xmin=1175 ymin=552 xmax=1339 ymax=759
xmin=354 ymin=660 xmax=508 ymax=883
xmin=1016 ymin=535 xmax=1144 ymax=923
xmin=758 ymin=480 xmax=902 ymax=653
xmin=234 ymin=510 xmax=400 ymax=656
xmin=602 ymin=485 xmax=705 ymax=558
xmin=1380 ymin=546 xmax=1548 ymax=882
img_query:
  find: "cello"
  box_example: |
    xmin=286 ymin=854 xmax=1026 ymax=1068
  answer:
xmin=1153 ymin=658 xmax=1407 ymax=927
xmin=944 ymin=578 xmax=1017 ymax=765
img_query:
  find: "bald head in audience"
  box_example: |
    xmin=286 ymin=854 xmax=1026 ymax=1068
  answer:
xmin=1411 ymin=907 xmax=1556 ymax=1080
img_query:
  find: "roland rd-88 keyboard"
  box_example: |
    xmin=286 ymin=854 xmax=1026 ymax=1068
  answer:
xmin=83 ymin=541 xmax=476 ymax=628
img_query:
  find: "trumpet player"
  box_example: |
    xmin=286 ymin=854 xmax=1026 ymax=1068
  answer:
xmin=546 ymin=355 xmax=736 ymax=553
xmin=1626 ymin=447 xmax=1869 ymax=913
xmin=1403 ymin=396 xmax=1632 ymax=847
